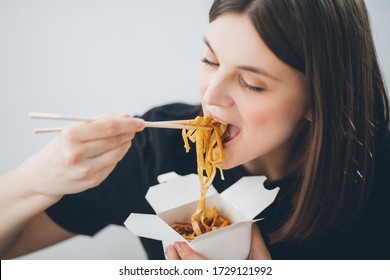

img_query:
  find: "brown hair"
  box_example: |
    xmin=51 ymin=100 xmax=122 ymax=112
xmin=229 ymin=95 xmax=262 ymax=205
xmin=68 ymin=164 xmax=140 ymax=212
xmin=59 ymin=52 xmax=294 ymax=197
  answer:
xmin=209 ymin=0 xmax=389 ymax=242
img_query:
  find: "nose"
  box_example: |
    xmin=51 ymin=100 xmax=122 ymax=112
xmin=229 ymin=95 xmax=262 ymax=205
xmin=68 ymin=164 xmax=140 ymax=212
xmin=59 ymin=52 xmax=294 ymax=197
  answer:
xmin=201 ymin=71 xmax=234 ymax=107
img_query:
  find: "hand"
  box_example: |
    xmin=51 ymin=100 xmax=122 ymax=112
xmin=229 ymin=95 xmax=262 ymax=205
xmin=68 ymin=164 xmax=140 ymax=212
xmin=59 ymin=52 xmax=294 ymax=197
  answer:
xmin=165 ymin=242 xmax=205 ymax=260
xmin=19 ymin=114 xmax=145 ymax=197
xmin=248 ymin=224 xmax=272 ymax=259
xmin=165 ymin=224 xmax=271 ymax=260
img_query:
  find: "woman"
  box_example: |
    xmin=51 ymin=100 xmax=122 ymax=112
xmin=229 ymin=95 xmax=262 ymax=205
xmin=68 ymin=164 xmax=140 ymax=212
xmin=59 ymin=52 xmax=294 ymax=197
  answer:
xmin=1 ymin=0 xmax=389 ymax=259
xmin=166 ymin=0 xmax=390 ymax=259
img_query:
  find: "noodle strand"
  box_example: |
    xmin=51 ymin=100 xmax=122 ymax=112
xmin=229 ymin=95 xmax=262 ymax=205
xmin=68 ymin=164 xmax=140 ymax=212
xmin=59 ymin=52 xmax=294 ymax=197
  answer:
xmin=181 ymin=116 xmax=228 ymax=237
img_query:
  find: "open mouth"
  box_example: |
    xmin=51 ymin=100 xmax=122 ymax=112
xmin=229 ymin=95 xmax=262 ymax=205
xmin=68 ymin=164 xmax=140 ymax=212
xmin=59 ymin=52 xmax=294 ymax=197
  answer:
xmin=223 ymin=124 xmax=240 ymax=144
xmin=209 ymin=114 xmax=240 ymax=145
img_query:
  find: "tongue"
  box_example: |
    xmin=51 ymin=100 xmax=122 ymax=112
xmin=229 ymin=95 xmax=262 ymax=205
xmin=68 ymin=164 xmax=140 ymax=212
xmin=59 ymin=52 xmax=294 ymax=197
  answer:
xmin=226 ymin=124 xmax=240 ymax=141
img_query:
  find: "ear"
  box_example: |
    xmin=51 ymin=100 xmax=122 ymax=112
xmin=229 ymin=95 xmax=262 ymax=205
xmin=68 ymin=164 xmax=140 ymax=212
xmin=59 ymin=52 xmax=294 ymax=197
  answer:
xmin=304 ymin=110 xmax=312 ymax=122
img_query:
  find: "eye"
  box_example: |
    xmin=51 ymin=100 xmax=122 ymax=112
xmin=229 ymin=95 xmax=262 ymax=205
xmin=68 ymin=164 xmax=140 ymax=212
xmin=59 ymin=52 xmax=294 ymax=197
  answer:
xmin=201 ymin=57 xmax=219 ymax=67
xmin=239 ymin=77 xmax=265 ymax=93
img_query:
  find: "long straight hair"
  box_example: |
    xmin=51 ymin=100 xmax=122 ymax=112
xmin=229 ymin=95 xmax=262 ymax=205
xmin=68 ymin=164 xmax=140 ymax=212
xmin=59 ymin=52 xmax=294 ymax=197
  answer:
xmin=209 ymin=0 xmax=389 ymax=243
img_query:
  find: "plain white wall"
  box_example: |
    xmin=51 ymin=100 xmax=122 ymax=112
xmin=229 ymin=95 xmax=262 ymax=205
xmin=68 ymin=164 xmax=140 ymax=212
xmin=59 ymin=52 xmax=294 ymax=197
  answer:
xmin=0 ymin=0 xmax=389 ymax=259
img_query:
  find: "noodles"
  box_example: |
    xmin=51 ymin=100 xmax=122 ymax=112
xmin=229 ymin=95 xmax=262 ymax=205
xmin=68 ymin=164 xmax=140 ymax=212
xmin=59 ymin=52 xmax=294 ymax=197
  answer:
xmin=171 ymin=206 xmax=229 ymax=241
xmin=171 ymin=115 xmax=230 ymax=241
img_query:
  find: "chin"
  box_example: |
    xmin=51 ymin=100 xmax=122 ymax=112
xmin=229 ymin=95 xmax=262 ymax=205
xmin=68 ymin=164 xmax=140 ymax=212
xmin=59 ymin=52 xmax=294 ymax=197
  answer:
xmin=221 ymin=157 xmax=240 ymax=170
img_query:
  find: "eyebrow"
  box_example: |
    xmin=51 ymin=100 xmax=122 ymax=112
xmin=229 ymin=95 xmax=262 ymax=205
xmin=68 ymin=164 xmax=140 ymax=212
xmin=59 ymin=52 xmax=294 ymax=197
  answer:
xmin=202 ymin=36 xmax=281 ymax=82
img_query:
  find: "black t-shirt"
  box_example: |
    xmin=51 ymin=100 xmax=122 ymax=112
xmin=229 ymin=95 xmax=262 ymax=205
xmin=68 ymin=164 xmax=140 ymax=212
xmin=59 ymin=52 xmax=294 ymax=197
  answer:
xmin=46 ymin=103 xmax=390 ymax=259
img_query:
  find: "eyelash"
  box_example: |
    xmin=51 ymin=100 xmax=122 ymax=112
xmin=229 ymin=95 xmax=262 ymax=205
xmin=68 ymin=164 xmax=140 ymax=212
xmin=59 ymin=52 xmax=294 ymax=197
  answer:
xmin=201 ymin=57 xmax=219 ymax=67
xmin=239 ymin=77 xmax=265 ymax=93
xmin=201 ymin=57 xmax=265 ymax=93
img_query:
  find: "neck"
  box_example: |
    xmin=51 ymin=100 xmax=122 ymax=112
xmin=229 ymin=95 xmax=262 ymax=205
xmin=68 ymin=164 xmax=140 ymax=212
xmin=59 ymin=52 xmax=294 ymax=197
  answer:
xmin=243 ymin=120 xmax=309 ymax=181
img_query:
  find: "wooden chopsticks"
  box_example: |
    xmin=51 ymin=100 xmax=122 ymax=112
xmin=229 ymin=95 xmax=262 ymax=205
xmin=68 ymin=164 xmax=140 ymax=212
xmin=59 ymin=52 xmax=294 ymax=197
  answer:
xmin=29 ymin=112 xmax=211 ymax=133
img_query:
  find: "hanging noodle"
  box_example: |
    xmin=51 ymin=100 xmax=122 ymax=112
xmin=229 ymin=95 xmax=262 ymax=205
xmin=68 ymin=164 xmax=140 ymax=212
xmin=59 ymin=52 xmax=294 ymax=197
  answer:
xmin=171 ymin=115 xmax=230 ymax=241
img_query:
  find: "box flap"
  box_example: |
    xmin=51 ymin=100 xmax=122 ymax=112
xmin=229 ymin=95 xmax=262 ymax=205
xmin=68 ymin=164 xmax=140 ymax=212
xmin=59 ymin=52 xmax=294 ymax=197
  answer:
xmin=157 ymin=171 xmax=181 ymax=183
xmin=221 ymin=176 xmax=279 ymax=219
xmin=124 ymin=213 xmax=187 ymax=242
xmin=146 ymin=173 xmax=218 ymax=213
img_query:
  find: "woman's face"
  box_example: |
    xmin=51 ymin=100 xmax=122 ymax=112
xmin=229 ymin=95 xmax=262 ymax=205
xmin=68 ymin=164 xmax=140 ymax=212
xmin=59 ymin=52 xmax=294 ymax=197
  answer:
xmin=199 ymin=13 xmax=310 ymax=179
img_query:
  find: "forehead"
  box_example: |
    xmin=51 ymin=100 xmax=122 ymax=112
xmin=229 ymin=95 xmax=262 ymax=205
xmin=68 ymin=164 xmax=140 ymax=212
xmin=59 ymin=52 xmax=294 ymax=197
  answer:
xmin=206 ymin=13 xmax=303 ymax=81
xmin=206 ymin=14 xmax=283 ymax=70
xmin=207 ymin=13 xmax=260 ymax=46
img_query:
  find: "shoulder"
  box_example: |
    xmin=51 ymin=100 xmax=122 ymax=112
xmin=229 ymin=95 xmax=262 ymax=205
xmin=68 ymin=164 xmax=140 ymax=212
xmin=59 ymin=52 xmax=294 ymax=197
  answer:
xmin=135 ymin=102 xmax=201 ymax=164
xmin=134 ymin=102 xmax=201 ymax=155
xmin=131 ymin=102 xmax=200 ymax=174
xmin=140 ymin=103 xmax=201 ymax=121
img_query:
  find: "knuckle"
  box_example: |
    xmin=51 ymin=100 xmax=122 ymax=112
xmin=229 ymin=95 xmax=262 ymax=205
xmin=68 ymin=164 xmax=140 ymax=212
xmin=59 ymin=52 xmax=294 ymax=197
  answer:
xmin=104 ymin=138 xmax=115 ymax=150
xmin=61 ymin=128 xmax=78 ymax=143
xmin=87 ymin=175 xmax=102 ymax=188
xmin=111 ymin=145 xmax=128 ymax=162
xmin=178 ymin=248 xmax=191 ymax=259
xmin=77 ymin=166 xmax=93 ymax=178
xmin=64 ymin=150 xmax=82 ymax=166
xmin=127 ymin=131 xmax=136 ymax=139
xmin=119 ymin=141 xmax=132 ymax=155
xmin=110 ymin=136 xmax=122 ymax=147
xmin=113 ymin=149 xmax=124 ymax=161
xmin=104 ymin=136 xmax=123 ymax=151
xmin=88 ymin=166 xmax=114 ymax=187
xmin=103 ymin=122 xmax=118 ymax=135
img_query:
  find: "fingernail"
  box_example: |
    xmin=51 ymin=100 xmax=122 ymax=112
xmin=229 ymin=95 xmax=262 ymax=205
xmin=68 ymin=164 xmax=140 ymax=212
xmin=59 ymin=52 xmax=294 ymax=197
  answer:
xmin=174 ymin=242 xmax=182 ymax=253
xmin=165 ymin=245 xmax=173 ymax=256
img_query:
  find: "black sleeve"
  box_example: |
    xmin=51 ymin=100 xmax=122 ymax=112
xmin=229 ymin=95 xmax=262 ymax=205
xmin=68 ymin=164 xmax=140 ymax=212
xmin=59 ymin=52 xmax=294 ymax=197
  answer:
xmin=45 ymin=103 xmax=201 ymax=236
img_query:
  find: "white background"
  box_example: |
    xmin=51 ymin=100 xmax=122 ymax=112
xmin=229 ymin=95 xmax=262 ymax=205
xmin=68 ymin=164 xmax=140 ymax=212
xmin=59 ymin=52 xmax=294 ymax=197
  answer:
xmin=0 ymin=0 xmax=389 ymax=259
xmin=3 ymin=260 xmax=390 ymax=280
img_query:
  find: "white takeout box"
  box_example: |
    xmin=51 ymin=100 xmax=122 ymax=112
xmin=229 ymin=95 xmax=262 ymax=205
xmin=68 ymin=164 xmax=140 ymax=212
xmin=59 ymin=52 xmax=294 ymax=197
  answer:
xmin=124 ymin=172 xmax=279 ymax=259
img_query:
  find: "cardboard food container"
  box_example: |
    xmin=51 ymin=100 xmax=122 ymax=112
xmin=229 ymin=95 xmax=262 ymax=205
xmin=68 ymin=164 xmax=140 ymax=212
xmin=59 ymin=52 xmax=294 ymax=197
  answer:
xmin=124 ymin=172 xmax=279 ymax=260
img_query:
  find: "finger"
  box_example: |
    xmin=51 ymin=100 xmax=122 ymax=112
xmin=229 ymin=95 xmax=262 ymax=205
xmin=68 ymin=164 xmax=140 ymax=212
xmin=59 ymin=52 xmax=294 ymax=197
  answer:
xmin=60 ymin=126 xmax=135 ymax=165
xmin=173 ymin=242 xmax=205 ymax=260
xmin=72 ymin=140 xmax=132 ymax=179
xmin=165 ymin=245 xmax=181 ymax=260
xmin=63 ymin=164 xmax=114 ymax=193
xmin=63 ymin=116 xmax=144 ymax=142
xmin=249 ymin=224 xmax=272 ymax=260
xmin=78 ymin=132 xmax=136 ymax=159
xmin=89 ymin=139 xmax=132 ymax=168
xmin=82 ymin=162 xmax=120 ymax=190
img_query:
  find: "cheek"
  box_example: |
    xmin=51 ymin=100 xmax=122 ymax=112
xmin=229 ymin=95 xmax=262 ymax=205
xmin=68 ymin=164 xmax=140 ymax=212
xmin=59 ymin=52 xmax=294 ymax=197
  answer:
xmin=244 ymin=104 xmax=275 ymax=127
xmin=243 ymin=99 xmax=306 ymax=136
